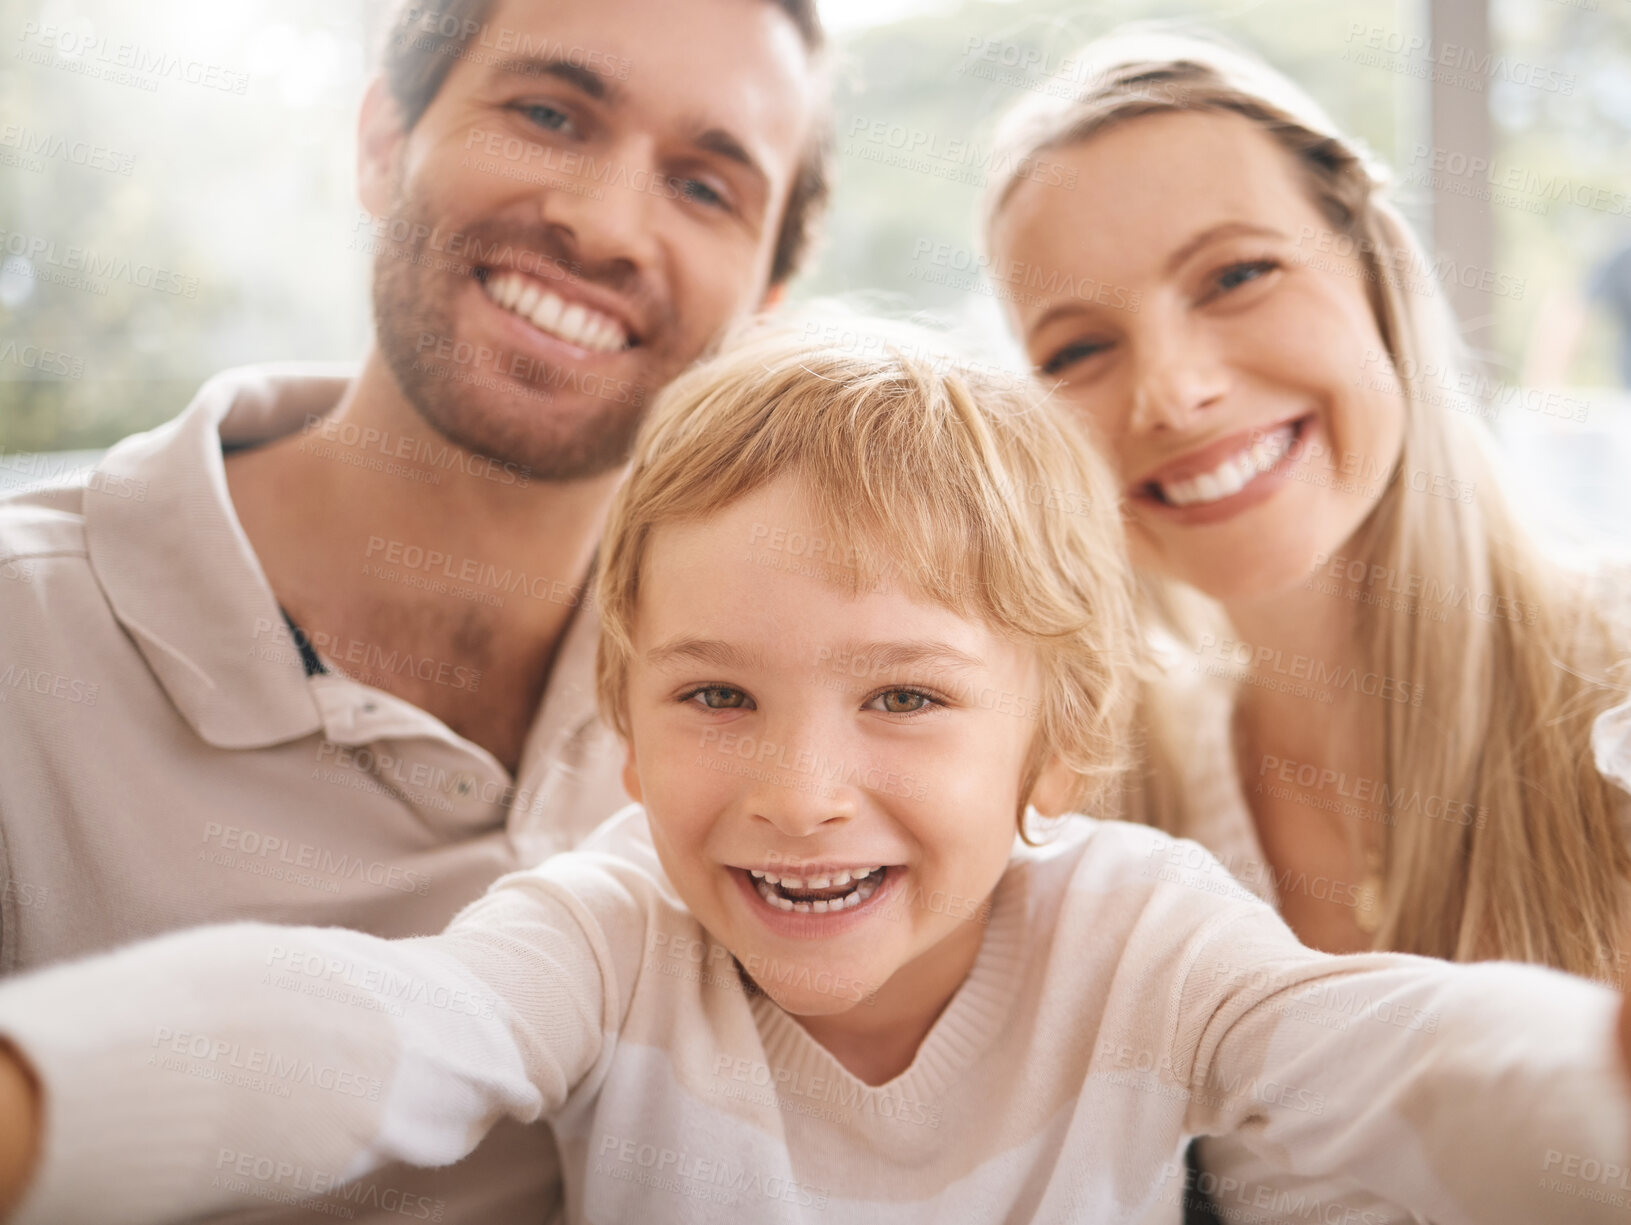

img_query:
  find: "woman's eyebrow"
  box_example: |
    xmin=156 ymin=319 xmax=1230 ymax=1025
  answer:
xmin=1163 ymin=221 xmax=1285 ymax=275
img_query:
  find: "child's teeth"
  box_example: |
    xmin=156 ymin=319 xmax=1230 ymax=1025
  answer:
xmin=831 ymin=872 xmax=851 ymax=887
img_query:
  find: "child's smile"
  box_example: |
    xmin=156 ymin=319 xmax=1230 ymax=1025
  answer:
xmin=617 ymin=473 xmax=1059 ymax=1067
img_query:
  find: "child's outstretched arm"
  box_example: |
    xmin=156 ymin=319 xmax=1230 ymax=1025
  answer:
xmin=0 ymin=840 xmax=649 ymax=1225
xmin=1179 ymin=908 xmax=1631 ymax=1225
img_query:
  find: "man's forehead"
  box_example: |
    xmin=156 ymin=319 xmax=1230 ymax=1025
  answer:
xmin=472 ymin=0 xmax=817 ymax=167
xmin=477 ymin=0 xmax=815 ymax=101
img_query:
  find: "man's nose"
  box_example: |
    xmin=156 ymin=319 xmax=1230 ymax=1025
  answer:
xmin=534 ymin=139 xmax=661 ymax=274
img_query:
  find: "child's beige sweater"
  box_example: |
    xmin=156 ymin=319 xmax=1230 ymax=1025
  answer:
xmin=1 ymin=806 xmax=1625 ymax=1225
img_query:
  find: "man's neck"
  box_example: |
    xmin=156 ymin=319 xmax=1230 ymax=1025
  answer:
xmin=224 ymin=348 xmax=623 ymax=772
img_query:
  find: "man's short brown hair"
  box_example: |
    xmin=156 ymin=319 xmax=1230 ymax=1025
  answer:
xmin=380 ymin=0 xmax=829 ymax=286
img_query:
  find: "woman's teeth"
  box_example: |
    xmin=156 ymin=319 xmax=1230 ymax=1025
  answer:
xmin=749 ymin=867 xmax=886 ymax=914
xmin=1156 ymin=423 xmax=1297 ymax=507
xmin=482 ymin=271 xmax=629 ymax=353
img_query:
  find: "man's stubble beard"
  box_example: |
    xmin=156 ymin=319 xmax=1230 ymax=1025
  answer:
xmin=370 ymin=190 xmax=654 ymax=481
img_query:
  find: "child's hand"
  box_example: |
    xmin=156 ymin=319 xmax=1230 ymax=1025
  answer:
xmin=0 ymin=1040 xmax=40 ymax=1219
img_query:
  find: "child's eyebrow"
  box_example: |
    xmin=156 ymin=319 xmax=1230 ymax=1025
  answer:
xmin=643 ymin=637 xmax=986 ymax=675
xmin=645 ymin=638 xmax=767 ymax=672
xmin=833 ymin=640 xmax=986 ymax=675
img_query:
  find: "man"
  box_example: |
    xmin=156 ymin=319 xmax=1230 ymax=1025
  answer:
xmin=0 ymin=0 xmax=827 ymax=1218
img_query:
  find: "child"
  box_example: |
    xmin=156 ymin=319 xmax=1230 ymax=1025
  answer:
xmin=0 ymin=317 xmax=1626 ymax=1225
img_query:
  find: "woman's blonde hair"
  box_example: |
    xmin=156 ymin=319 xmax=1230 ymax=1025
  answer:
xmin=594 ymin=312 xmax=1142 ymax=825
xmin=986 ymin=29 xmax=1631 ymax=976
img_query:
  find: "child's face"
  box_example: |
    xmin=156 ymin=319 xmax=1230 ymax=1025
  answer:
xmin=620 ymin=475 xmax=1053 ymax=1019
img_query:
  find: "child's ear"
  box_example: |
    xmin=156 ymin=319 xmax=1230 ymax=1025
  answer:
xmin=1027 ymin=755 xmax=1077 ymax=819
xmin=621 ymin=745 xmax=644 ymax=805
xmin=357 ymin=77 xmax=408 ymax=220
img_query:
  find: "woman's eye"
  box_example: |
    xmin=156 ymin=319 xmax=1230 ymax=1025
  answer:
xmin=1038 ymin=339 xmax=1110 ymax=377
xmin=869 ymin=689 xmax=935 ymax=715
xmin=1214 ymin=259 xmax=1278 ymax=294
xmin=517 ymin=103 xmax=572 ymax=134
xmin=687 ymin=686 xmax=748 ymax=710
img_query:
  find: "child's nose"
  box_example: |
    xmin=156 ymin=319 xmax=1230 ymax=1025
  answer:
xmin=745 ymin=775 xmax=859 ymax=840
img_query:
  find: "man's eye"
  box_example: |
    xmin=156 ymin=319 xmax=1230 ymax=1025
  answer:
xmin=517 ymin=103 xmax=572 ymax=134
xmin=868 ymin=689 xmax=936 ymax=715
xmin=673 ymin=177 xmax=728 ymax=210
xmin=1039 ymin=339 xmax=1110 ymax=377
xmin=687 ymin=686 xmax=748 ymax=710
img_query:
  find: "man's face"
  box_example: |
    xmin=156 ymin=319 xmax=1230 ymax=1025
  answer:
xmin=364 ymin=0 xmax=816 ymax=478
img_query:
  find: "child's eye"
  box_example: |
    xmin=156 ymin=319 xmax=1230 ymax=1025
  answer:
xmin=683 ymin=685 xmax=751 ymax=710
xmin=865 ymin=688 xmax=939 ymax=716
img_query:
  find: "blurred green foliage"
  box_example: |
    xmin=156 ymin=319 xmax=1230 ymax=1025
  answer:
xmin=1 ymin=0 xmax=1627 ymax=453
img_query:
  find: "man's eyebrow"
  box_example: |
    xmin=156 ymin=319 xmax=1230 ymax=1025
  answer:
xmin=645 ymin=638 xmax=766 ymax=671
xmin=486 ymin=56 xmax=620 ymax=104
xmin=689 ymin=125 xmax=770 ymax=191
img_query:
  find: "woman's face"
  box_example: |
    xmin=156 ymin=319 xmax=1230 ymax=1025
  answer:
xmin=991 ymin=110 xmax=1407 ymax=608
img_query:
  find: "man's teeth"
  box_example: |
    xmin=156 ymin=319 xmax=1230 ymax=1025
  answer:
xmin=482 ymin=271 xmax=628 ymax=353
xmin=1157 ymin=424 xmax=1297 ymax=508
xmin=749 ymin=867 xmax=886 ymax=914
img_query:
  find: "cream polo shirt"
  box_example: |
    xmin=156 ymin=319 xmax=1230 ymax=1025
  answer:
xmin=0 ymin=363 xmax=632 ymax=1224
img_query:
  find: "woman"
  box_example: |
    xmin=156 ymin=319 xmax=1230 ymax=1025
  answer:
xmin=983 ymin=29 xmax=1631 ymax=1222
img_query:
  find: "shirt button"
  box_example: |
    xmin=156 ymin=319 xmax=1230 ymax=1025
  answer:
xmin=362 ymin=701 xmax=377 ymax=714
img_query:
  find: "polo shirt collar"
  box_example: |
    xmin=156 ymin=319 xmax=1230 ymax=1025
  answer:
xmin=82 ymin=364 xmax=353 ymax=749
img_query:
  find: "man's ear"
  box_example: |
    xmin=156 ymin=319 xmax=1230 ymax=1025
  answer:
xmin=758 ymin=282 xmax=787 ymax=312
xmin=358 ymin=77 xmax=409 ymax=220
xmin=621 ymin=744 xmax=644 ymax=806
xmin=1027 ymin=754 xmax=1078 ymax=819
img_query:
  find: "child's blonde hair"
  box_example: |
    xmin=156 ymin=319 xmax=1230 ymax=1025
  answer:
xmin=594 ymin=313 xmax=1141 ymax=823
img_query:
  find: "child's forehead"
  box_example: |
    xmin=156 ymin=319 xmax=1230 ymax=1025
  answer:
xmin=632 ymin=527 xmax=1036 ymax=679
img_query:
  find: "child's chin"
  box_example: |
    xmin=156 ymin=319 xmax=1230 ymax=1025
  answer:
xmin=749 ymin=970 xmax=880 ymax=1017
